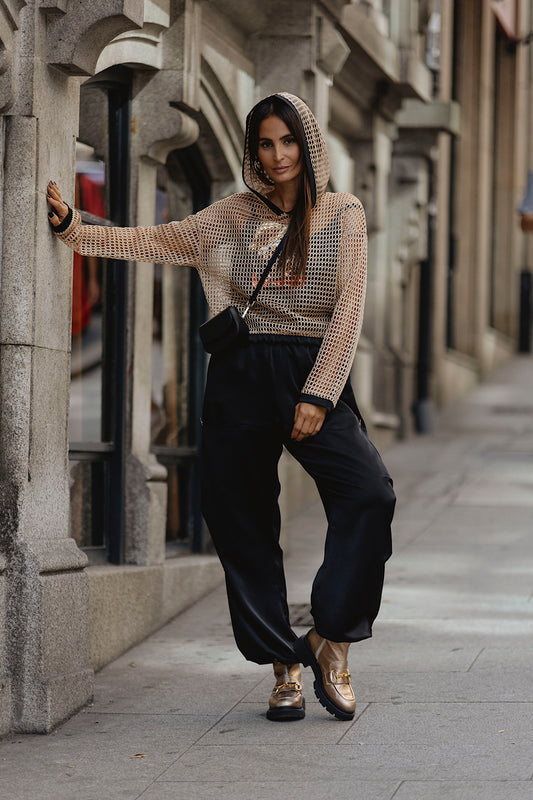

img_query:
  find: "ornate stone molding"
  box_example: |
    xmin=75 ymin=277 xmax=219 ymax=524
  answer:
xmin=44 ymin=0 xmax=145 ymax=75
xmin=95 ymin=0 xmax=170 ymax=72
xmin=40 ymin=0 xmax=68 ymax=12
xmin=0 ymin=0 xmax=26 ymax=35
xmin=132 ymin=69 xmax=200 ymax=165
xmin=316 ymin=12 xmax=350 ymax=77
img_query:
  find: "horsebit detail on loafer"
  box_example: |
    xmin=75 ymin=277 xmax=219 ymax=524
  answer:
xmin=330 ymin=670 xmax=351 ymax=684
xmin=272 ymin=681 xmax=303 ymax=695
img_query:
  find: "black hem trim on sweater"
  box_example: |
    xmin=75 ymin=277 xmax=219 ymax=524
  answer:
xmin=52 ymin=206 xmax=73 ymax=234
xmin=299 ymin=394 xmax=334 ymax=412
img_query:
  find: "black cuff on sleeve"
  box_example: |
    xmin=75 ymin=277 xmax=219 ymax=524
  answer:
xmin=52 ymin=206 xmax=73 ymax=234
xmin=299 ymin=394 xmax=334 ymax=412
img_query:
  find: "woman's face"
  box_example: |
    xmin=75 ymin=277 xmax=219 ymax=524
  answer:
xmin=257 ymin=115 xmax=302 ymax=186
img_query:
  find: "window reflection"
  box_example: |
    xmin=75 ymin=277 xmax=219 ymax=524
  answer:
xmin=69 ymin=143 xmax=107 ymax=552
xmin=69 ymin=145 xmax=106 ymax=443
xmin=151 ymin=163 xmax=197 ymax=549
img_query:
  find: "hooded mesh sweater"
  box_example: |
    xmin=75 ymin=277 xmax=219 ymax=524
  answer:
xmin=54 ymin=92 xmax=367 ymax=410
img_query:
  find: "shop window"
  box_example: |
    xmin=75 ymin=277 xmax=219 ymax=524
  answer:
xmin=69 ymin=69 xmax=131 ymax=564
xmin=69 ymin=152 xmax=106 ymax=445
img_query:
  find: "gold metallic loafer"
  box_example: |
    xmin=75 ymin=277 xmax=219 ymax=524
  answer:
xmin=294 ymin=627 xmax=355 ymax=721
xmin=266 ymin=661 xmax=305 ymax=721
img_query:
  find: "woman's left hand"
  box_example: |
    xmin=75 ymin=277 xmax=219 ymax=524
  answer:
xmin=291 ymin=402 xmax=327 ymax=441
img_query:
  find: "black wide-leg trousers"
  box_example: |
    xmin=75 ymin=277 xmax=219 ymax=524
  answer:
xmin=201 ymin=336 xmax=395 ymax=665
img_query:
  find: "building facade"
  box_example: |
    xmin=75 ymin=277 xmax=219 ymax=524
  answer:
xmin=0 ymin=0 xmax=532 ymax=733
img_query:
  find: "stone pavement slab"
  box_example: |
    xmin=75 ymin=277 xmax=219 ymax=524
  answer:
xmin=354 ymin=669 xmax=533 ymax=703
xmin=342 ymin=702 xmax=533 ymax=749
xmin=138 ymin=779 xmax=400 ymax=800
xmin=91 ymin=659 xmax=265 ymax=716
xmin=157 ymin=740 xmax=533 ymax=782
xmin=472 ymin=647 xmax=533 ymax=670
xmin=393 ymin=781 xmax=533 ymax=800
xmin=2 ymin=712 xmax=217 ymax=797
xmin=0 ymin=775 xmax=152 ymax=800
xmin=193 ymin=700 xmax=369 ymax=745
xmin=2 ymin=355 xmax=533 ymax=800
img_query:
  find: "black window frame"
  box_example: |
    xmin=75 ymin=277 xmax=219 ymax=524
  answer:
xmin=69 ymin=67 xmax=132 ymax=564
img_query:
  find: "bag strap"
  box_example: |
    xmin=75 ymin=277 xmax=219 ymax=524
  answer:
xmin=242 ymin=235 xmax=286 ymax=319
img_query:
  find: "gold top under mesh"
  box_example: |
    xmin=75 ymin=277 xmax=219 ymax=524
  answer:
xmin=55 ymin=93 xmax=367 ymax=408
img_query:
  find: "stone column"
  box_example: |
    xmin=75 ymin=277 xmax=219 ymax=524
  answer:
xmin=491 ymin=3 xmax=530 ymax=346
xmin=352 ymin=117 xmax=397 ymax=417
xmin=432 ymin=0 xmax=455 ymax=379
xmin=452 ymin=0 xmax=493 ymax=359
xmin=0 ymin=0 xmax=144 ymax=734
xmin=472 ymin=1 xmax=495 ymax=366
xmin=0 ymin=0 xmax=22 ymax=737
xmin=0 ymin=45 xmax=91 ymax=739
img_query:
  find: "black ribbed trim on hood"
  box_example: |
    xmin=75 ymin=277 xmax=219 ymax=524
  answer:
xmin=242 ymin=92 xmax=330 ymax=213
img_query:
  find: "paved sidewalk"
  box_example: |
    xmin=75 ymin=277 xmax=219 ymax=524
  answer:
xmin=3 ymin=356 xmax=533 ymax=799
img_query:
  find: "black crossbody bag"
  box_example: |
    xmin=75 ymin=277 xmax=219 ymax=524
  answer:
xmin=199 ymin=236 xmax=286 ymax=355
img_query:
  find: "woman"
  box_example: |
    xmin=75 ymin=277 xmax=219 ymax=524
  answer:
xmin=47 ymin=92 xmax=395 ymax=723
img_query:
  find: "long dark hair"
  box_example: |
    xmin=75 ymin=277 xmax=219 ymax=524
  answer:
xmin=247 ymin=96 xmax=312 ymax=282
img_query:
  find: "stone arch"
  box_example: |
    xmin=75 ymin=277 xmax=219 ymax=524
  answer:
xmin=198 ymin=55 xmax=246 ymax=187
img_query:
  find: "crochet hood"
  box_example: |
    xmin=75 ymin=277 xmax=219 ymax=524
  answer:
xmin=242 ymin=92 xmax=330 ymax=210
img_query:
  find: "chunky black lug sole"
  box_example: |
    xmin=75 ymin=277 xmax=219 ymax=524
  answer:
xmin=294 ymin=634 xmax=355 ymax=722
xmin=266 ymin=698 xmax=305 ymax=722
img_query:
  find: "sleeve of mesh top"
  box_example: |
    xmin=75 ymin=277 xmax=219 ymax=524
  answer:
xmin=53 ymin=207 xmax=201 ymax=267
xmin=300 ymin=201 xmax=367 ymax=409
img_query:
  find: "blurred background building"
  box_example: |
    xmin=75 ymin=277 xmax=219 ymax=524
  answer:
xmin=1 ymin=0 xmax=532 ymax=733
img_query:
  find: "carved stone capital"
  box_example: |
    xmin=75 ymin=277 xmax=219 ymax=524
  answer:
xmin=95 ymin=0 xmax=171 ymax=72
xmin=39 ymin=0 xmax=68 ymax=12
xmin=316 ymin=12 xmax=350 ymax=77
xmin=44 ymin=0 xmax=145 ymax=75
xmin=131 ymin=69 xmax=199 ymax=164
xmin=1 ymin=0 xmax=26 ymax=30
xmin=0 ymin=0 xmax=28 ymax=112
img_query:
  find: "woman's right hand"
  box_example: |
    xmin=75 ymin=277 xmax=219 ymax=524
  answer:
xmin=47 ymin=181 xmax=69 ymax=227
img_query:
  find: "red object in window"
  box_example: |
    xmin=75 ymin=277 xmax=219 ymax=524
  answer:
xmin=72 ymin=173 xmax=105 ymax=336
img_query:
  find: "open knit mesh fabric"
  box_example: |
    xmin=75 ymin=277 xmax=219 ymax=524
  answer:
xmin=55 ymin=92 xmax=367 ymax=408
